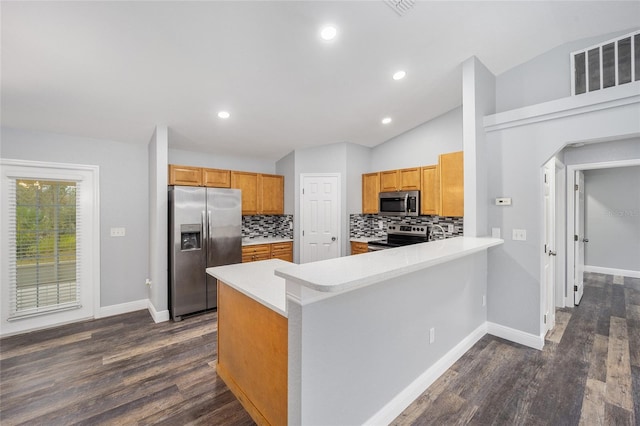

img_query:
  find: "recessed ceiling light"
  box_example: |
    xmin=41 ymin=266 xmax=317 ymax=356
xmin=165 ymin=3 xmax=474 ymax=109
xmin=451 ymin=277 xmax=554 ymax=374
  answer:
xmin=217 ymin=111 xmax=230 ymax=119
xmin=381 ymin=117 xmax=392 ymax=125
xmin=320 ymin=25 xmax=337 ymax=41
xmin=393 ymin=70 xmax=406 ymax=80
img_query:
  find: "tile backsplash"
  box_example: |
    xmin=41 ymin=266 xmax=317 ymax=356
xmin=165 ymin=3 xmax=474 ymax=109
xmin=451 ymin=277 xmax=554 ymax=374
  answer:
xmin=350 ymin=214 xmax=463 ymax=239
xmin=242 ymin=215 xmax=293 ymax=239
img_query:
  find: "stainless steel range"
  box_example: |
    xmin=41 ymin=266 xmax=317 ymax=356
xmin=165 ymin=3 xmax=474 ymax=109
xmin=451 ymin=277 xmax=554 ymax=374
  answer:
xmin=367 ymin=224 xmax=429 ymax=252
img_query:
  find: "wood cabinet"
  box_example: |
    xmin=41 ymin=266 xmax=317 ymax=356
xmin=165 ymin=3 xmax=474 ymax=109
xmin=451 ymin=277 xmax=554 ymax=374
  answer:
xmin=271 ymin=242 xmax=293 ymax=262
xmin=242 ymin=244 xmax=271 ymax=263
xmin=168 ymin=164 xmax=203 ymax=186
xmin=168 ymin=164 xmax=231 ymax=187
xmin=380 ymin=167 xmax=421 ymax=192
xmin=350 ymin=241 xmax=369 ymax=255
xmin=439 ymin=151 xmax=464 ymax=217
xmin=259 ymin=174 xmax=284 ymax=215
xmin=243 ymin=241 xmax=293 ymax=263
xmin=231 ymin=172 xmax=284 ymax=215
xmin=203 ymin=168 xmax=231 ymax=188
xmin=362 ymin=172 xmax=380 ymax=214
xmin=420 ymin=165 xmax=440 ymax=216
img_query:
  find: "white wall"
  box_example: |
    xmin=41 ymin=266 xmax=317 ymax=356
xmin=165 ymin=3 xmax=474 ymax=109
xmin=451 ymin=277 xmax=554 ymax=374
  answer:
xmin=495 ymin=28 xmax=637 ymax=113
xmin=371 ymin=107 xmax=463 ymax=171
xmin=584 ymin=165 xmax=640 ymax=273
xmin=148 ymin=127 xmax=169 ymax=320
xmin=168 ymin=148 xmax=275 ymax=174
xmin=1 ymin=127 xmax=149 ymax=308
xmin=484 ymin=94 xmax=640 ymax=335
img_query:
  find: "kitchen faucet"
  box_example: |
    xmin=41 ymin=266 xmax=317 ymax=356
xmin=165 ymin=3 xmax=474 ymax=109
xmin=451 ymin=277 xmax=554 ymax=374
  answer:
xmin=429 ymin=224 xmax=446 ymax=241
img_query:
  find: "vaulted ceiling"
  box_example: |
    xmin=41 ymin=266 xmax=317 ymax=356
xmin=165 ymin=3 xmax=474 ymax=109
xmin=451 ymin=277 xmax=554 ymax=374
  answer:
xmin=2 ymin=1 xmax=638 ymax=160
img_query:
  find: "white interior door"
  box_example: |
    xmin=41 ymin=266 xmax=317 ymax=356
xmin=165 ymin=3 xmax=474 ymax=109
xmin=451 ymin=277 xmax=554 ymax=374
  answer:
xmin=543 ymin=161 xmax=556 ymax=332
xmin=574 ymin=170 xmax=585 ymax=305
xmin=301 ymin=174 xmax=340 ymax=264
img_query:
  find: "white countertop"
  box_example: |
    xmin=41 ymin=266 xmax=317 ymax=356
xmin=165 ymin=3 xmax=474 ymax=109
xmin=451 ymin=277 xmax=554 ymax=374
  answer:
xmin=350 ymin=237 xmax=385 ymax=243
xmin=242 ymin=237 xmax=293 ymax=246
xmin=207 ymin=259 xmax=290 ymax=317
xmin=275 ymin=237 xmax=503 ymax=294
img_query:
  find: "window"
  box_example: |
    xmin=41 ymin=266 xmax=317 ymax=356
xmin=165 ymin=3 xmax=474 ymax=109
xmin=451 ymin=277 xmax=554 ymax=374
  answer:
xmin=10 ymin=179 xmax=80 ymax=318
xmin=1 ymin=159 xmax=99 ymax=335
xmin=571 ymin=30 xmax=640 ymax=96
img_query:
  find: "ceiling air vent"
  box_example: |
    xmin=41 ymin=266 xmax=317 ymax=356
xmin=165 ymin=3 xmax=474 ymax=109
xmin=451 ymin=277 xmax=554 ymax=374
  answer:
xmin=384 ymin=0 xmax=415 ymax=17
xmin=571 ymin=29 xmax=640 ymax=95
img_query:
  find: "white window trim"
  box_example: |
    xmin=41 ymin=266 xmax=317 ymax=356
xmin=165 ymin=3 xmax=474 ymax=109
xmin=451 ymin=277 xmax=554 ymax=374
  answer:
xmin=0 ymin=159 xmax=100 ymax=337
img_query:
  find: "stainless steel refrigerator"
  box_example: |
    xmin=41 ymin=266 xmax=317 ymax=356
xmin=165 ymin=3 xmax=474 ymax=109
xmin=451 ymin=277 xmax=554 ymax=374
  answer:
xmin=169 ymin=186 xmax=242 ymax=321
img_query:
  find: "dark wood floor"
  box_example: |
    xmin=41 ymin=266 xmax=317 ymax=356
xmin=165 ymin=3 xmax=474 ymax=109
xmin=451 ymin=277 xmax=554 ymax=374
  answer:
xmin=1 ymin=272 xmax=638 ymax=425
xmin=394 ymin=272 xmax=640 ymax=425
xmin=0 ymin=309 xmax=254 ymax=425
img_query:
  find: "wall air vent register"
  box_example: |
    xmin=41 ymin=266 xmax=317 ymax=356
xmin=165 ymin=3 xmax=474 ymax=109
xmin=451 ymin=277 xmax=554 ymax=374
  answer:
xmin=571 ymin=30 xmax=639 ymax=96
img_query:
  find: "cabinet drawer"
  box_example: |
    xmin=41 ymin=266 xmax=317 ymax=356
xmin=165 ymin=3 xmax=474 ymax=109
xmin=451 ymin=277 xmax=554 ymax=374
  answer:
xmin=350 ymin=241 xmax=369 ymax=255
xmin=271 ymin=242 xmax=293 ymax=262
xmin=242 ymin=244 xmax=271 ymax=263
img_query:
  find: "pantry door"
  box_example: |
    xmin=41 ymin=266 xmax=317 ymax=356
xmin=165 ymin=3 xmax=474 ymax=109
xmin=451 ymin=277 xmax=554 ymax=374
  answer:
xmin=300 ymin=174 xmax=340 ymax=264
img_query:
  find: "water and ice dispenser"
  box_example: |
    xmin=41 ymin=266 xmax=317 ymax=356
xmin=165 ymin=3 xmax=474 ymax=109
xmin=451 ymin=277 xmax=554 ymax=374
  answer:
xmin=180 ymin=224 xmax=201 ymax=251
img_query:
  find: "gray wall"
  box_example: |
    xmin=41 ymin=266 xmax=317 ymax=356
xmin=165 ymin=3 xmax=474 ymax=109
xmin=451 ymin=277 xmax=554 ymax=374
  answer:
xmin=1 ymin=127 xmax=149 ymax=307
xmin=275 ymin=150 xmax=295 ymax=215
xmin=584 ymin=165 xmax=640 ymax=272
xmin=495 ymin=28 xmax=638 ymax=113
xmin=371 ymin=106 xmax=463 ymax=171
xmin=168 ymin=148 xmax=275 ymax=174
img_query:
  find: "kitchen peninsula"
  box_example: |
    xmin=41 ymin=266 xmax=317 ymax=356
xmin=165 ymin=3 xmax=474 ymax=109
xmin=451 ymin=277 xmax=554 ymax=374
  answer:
xmin=207 ymin=236 xmax=502 ymax=425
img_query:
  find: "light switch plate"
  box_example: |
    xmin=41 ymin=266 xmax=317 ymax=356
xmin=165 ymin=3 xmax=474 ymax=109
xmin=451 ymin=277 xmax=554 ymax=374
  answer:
xmin=512 ymin=229 xmax=526 ymax=241
xmin=110 ymin=227 xmax=126 ymax=237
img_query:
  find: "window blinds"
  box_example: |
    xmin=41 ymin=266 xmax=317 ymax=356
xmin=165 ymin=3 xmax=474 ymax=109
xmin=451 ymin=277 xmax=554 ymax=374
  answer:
xmin=7 ymin=179 xmax=82 ymax=320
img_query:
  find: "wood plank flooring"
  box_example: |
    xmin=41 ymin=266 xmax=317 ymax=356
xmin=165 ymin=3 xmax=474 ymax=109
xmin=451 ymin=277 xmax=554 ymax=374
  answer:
xmin=394 ymin=272 xmax=640 ymax=425
xmin=1 ymin=272 xmax=638 ymax=425
xmin=0 ymin=310 xmax=254 ymax=425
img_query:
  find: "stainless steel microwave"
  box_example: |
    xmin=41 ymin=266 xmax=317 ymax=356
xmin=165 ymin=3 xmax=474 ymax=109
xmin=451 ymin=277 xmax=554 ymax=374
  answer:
xmin=379 ymin=191 xmax=420 ymax=216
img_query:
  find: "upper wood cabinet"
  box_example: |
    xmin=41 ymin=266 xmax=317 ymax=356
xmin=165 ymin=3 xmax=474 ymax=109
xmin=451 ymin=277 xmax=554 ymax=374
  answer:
xmin=439 ymin=151 xmax=464 ymax=217
xmin=362 ymin=172 xmax=380 ymax=214
xmin=380 ymin=167 xmax=421 ymax=192
xmin=231 ymin=172 xmax=284 ymax=215
xmin=203 ymin=168 xmax=231 ymax=188
xmin=259 ymin=174 xmax=284 ymax=215
xmin=420 ymin=165 xmax=439 ymax=216
xmin=168 ymin=164 xmax=231 ymax=188
xmin=168 ymin=164 xmax=203 ymax=186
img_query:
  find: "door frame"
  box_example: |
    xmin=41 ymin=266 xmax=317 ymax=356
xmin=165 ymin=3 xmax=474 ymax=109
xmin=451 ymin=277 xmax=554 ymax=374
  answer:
xmin=565 ymin=158 xmax=640 ymax=307
xmin=542 ymin=158 xmax=557 ymax=334
xmin=299 ymin=173 xmax=342 ymax=263
xmin=0 ymin=158 xmax=100 ymax=337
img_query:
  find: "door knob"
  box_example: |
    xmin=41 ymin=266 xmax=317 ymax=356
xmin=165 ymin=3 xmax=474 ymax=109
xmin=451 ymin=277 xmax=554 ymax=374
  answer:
xmin=331 ymin=237 xmax=336 ymax=241
xmin=582 ymin=238 xmax=589 ymax=243
xmin=549 ymin=250 xmax=557 ymax=256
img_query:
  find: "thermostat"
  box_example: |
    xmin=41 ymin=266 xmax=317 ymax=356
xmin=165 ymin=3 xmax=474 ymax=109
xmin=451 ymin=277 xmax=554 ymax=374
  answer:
xmin=495 ymin=198 xmax=512 ymax=206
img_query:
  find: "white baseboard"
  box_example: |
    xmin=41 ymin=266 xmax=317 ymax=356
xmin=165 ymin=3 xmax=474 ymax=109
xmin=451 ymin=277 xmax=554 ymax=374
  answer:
xmin=364 ymin=323 xmax=487 ymax=426
xmin=486 ymin=321 xmax=544 ymax=350
xmin=584 ymin=265 xmax=640 ymax=279
xmin=147 ymin=300 xmax=170 ymax=323
xmin=96 ymin=299 xmax=148 ymax=319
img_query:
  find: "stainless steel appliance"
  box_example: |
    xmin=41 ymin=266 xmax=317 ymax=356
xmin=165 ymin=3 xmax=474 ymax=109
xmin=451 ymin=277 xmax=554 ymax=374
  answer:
xmin=169 ymin=186 xmax=242 ymax=321
xmin=367 ymin=224 xmax=429 ymax=252
xmin=379 ymin=190 xmax=420 ymax=216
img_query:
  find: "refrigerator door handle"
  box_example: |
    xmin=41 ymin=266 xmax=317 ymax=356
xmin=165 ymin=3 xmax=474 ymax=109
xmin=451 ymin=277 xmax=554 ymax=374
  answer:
xmin=208 ymin=210 xmax=212 ymax=239
xmin=202 ymin=210 xmax=206 ymax=241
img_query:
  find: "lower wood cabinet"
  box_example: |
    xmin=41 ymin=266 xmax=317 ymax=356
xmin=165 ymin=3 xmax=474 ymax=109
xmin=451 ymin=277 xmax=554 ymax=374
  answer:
xmin=270 ymin=242 xmax=293 ymax=262
xmin=350 ymin=241 xmax=369 ymax=255
xmin=242 ymin=244 xmax=271 ymax=263
xmin=242 ymin=241 xmax=293 ymax=263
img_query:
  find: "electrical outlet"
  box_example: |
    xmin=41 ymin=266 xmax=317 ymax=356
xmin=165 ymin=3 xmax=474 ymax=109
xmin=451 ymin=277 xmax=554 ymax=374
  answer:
xmin=429 ymin=327 xmax=435 ymax=344
xmin=145 ymin=278 xmax=152 ymax=287
xmin=448 ymin=224 xmax=454 ymax=233
xmin=512 ymin=229 xmax=526 ymax=241
xmin=110 ymin=227 xmax=126 ymax=237
xmin=378 ymin=220 xmax=384 ymax=229
xmin=492 ymin=228 xmax=501 ymax=238
xmin=482 ymin=295 xmax=486 ymax=307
